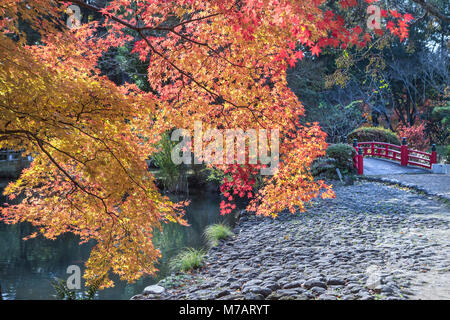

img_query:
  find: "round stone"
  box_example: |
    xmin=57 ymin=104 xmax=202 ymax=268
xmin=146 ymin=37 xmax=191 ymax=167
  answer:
xmin=143 ymin=285 xmax=165 ymax=295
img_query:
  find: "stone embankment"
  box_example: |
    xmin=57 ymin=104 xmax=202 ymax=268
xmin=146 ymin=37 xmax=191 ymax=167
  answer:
xmin=132 ymin=181 xmax=450 ymax=300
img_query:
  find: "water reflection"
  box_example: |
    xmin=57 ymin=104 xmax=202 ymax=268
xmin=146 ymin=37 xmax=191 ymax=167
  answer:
xmin=0 ymin=179 xmax=235 ymax=300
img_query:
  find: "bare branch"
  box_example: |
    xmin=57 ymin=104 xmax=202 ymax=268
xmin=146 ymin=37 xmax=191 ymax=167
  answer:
xmin=411 ymin=0 xmax=449 ymax=23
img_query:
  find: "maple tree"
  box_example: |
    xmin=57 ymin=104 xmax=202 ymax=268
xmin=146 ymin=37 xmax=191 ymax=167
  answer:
xmin=0 ymin=0 xmax=412 ymax=288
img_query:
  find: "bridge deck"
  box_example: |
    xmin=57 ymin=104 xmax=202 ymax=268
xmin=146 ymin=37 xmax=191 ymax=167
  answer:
xmin=363 ymin=157 xmax=429 ymax=175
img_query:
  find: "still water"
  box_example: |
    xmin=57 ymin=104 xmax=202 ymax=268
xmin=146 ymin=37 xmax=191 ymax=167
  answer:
xmin=0 ymin=179 xmax=235 ymax=300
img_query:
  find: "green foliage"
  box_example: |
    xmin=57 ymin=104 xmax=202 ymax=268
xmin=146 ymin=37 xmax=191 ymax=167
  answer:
xmin=51 ymin=278 xmax=100 ymax=300
xmin=310 ymin=157 xmax=338 ymax=178
xmin=431 ymin=102 xmax=450 ymax=144
xmin=326 ymin=143 xmax=357 ymax=168
xmin=312 ymin=143 xmax=357 ymax=178
xmin=157 ymin=273 xmax=193 ymax=289
xmin=169 ymin=248 xmax=206 ymax=272
xmin=204 ymin=223 xmax=233 ymax=247
xmin=205 ymin=166 xmax=225 ymax=184
xmin=52 ymin=279 xmax=77 ymax=300
xmin=98 ymin=45 xmax=153 ymax=92
xmin=151 ymin=132 xmax=181 ymax=191
xmin=116 ymin=46 xmax=151 ymax=91
xmin=347 ymin=127 xmax=401 ymax=145
xmin=432 ymin=102 xmax=450 ymax=127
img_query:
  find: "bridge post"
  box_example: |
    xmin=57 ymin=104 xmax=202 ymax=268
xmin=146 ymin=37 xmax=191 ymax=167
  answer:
xmin=352 ymin=139 xmax=358 ymax=168
xmin=431 ymin=144 xmax=437 ymax=165
xmin=400 ymin=137 xmax=408 ymax=166
xmin=357 ymin=147 xmax=364 ymax=175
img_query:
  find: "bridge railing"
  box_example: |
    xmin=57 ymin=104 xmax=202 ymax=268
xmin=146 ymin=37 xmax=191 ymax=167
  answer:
xmin=352 ymin=138 xmax=437 ymax=175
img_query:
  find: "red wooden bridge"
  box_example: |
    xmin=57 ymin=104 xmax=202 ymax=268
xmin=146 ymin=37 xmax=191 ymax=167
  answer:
xmin=352 ymin=138 xmax=437 ymax=175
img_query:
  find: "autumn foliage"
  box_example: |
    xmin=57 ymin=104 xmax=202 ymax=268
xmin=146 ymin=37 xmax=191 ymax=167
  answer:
xmin=0 ymin=0 xmax=411 ymax=287
xmin=396 ymin=121 xmax=430 ymax=151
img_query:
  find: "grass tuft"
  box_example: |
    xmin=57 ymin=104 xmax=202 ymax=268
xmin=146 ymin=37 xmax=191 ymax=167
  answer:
xmin=204 ymin=223 xmax=233 ymax=247
xmin=169 ymin=248 xmax=206 ymax=272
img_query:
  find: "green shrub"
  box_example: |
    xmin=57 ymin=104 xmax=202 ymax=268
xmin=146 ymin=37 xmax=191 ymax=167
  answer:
xmin=311 ymin=157 xmax=339 ymax=178
xmin=326 ymin=143 xmax=356 ymax=168
xmin=204 ymin=223 xmax=233 ymax=247
xmin=347 ymin=127 xmax=401 ymax=145
xmin=311 ymin=144 xmax=357 ymax=179
xmin=169 ymin=248 xmax=206 ymax=272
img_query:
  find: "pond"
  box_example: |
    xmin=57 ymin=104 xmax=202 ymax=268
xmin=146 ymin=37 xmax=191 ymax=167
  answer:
xmin=0 ymin=179 xmax=236 ymax=300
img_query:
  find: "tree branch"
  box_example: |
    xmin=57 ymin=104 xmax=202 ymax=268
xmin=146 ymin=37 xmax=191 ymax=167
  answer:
xmin=411 ymin=0 xmax=449 ymax=23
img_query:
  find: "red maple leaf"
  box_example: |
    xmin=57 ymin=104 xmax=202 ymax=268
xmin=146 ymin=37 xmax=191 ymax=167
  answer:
xmin=295 ymin=50 xmax=304 ymax=60
xmin=311 ymin=45 xmax=321 ymax=56
xmin=390 ymin=10 xmax=401 ymax=19
xmin=404 ymin=13 xmax=414 ymax=22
